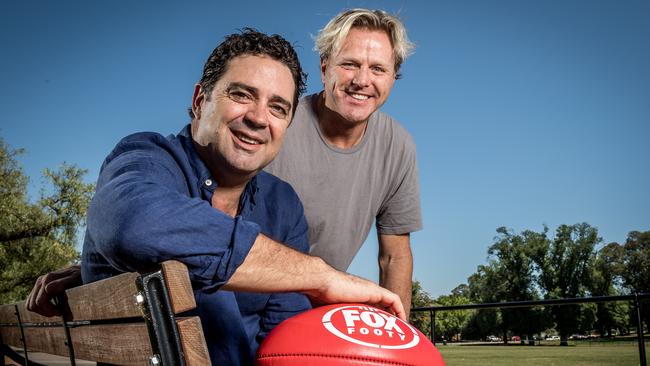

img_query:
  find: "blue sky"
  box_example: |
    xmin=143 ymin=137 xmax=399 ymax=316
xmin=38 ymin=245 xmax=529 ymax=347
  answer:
xmin=1 ymin=0 xmax=648 ymax=298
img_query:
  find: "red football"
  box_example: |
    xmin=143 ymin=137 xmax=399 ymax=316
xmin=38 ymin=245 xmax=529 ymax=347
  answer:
xmin=256 ymin=303 xmax=445 ymax=365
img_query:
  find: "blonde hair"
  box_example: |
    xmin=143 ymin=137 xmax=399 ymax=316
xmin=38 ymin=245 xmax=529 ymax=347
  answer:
xmin=315 ymin=8 xmax=415 ymax=78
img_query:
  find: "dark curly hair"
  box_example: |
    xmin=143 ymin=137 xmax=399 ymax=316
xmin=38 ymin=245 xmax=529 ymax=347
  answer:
xmin=188 ymin=28 xmax=306 ymax=119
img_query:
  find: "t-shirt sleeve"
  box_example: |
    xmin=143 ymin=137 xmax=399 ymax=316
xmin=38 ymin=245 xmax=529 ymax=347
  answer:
xmin=375 ymin=133 xmax=423 ymax=235
xmin=85 ymin=137 xmax=260 ymax=290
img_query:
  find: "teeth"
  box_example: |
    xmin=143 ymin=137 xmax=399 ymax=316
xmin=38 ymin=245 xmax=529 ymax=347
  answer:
xmin=236 ymin=133 xmax=260 ymax=145
xmin=350 ymin=93 xmax=369 ymax=100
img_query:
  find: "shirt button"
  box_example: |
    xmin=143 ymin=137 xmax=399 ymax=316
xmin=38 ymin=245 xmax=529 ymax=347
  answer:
xmin=205 ymin=179 xmax=213 ymax=187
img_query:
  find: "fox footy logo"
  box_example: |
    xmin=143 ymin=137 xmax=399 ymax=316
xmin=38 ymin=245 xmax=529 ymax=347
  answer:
xmin=321 ymin=305 xmax=420 ymax=349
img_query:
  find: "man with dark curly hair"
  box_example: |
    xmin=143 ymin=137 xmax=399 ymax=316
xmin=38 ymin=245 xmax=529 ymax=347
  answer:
xmin=29 ymin=29 xmax=404 ymax=365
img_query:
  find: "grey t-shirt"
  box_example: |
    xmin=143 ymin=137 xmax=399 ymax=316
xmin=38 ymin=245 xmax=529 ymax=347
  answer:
xmin=265 ymin=93 xmax=422 ymax=271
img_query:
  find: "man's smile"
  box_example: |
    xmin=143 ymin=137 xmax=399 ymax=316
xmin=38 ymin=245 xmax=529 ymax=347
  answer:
xmin=348 ymin=92 xmax=370 ymax=100
xmin=345 ymin=89 xmax=374 ymax=102
xmin=233 ymin=130 xmax=264 ymax=145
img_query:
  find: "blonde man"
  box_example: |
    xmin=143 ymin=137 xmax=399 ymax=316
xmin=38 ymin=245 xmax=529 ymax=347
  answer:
xmin=266 ymin=8 xmax=420 ymax=317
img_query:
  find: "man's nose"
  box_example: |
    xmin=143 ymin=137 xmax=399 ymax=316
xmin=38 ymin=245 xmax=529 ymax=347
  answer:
xmin=244 ymin=102 xmax=269 ymax=128
xmin=352 ymin=67 xmax=370 ymax=87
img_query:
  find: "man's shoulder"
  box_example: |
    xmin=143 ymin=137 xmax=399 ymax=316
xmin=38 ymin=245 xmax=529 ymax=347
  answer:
xmin=256 ymin=171 xmax=300 ymax=199
xmin=297 ymin=93 xmax=317 ymax=109
xmin=107 ymin=128 xmax=188 ymax=159
xmin=370 ymin=110 xmax=416 ymax=149
xmin=100 ymin=128 xmax=194 ymax=178
xmin=110 ymin=131 xmax=170 ymax=153
xmin=116 ymin=129 xmax=183 ymax=148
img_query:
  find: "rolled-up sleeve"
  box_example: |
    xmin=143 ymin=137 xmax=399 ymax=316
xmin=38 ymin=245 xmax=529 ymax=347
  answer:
xmin=84 ymin=135 xmax=260 ymax=289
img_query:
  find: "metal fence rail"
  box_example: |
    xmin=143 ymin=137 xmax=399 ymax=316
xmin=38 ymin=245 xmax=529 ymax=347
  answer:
xmin=412 ymin=293 xmax=649 ymax=366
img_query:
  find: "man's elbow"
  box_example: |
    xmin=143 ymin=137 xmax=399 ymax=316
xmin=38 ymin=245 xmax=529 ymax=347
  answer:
xmin=87 ymin=200 xmax=158 ymax=272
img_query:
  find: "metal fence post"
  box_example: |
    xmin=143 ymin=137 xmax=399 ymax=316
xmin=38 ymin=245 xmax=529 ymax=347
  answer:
xmin=635 ymin=294 xmax=647 ymax=366
xmin=430 ymin=309 xmax=436 ymax=345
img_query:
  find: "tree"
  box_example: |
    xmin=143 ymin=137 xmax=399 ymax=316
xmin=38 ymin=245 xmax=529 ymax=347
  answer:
xmin=465 ymin=228 xmax=549 ymax=343
xmin=0 ymin=138 xmax=94 ymax=302
xmin=410 ymin=280 xmax=435 ymax=339
xmin=434 ymin=289 xmax=472 ymax=341
xmin=462 ymin=307 xmax=501 ymax=341
xmin=591 ymin=242 xmax=628 ymax=336
xmin=530 ymin=223 xmax=600 ymax=345
xmin=466 ymin=264 xmax=502 ymax=340
xmin=490 ymin=227 xmax=548 ymax=343
xmin=620 ymin=231 xmax=650 ymax=293
xmin=619 ymin=230 xmax=650 ymax=329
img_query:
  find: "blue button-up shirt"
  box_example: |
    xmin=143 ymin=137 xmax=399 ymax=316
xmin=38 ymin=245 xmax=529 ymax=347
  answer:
xmin=81 ymin=125 xmax=311 ymax=365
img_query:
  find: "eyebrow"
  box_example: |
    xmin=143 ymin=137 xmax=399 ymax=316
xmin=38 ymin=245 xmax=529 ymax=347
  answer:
xmin=228 ymin=82 xmax=292 ymax=110
xmin=341 ymin=55 xmax=391 ymax=66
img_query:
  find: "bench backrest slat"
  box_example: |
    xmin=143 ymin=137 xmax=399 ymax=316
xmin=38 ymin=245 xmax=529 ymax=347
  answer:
xmin=175 ymin=317 xmax=211 ymax=365
xmin=65 ymin=271 xmax=141 ymax=321
xmin=160 ymin=260 xmax=197 ymax=315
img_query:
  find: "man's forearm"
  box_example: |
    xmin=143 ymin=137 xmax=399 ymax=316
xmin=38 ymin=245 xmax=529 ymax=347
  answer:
xmin=223 ymin=233 xmax=330 ymax=293
xmin=225 ymin=233 xmax=407 ymax=320
xmin=378 ymin=233 xmax=413 ymax=319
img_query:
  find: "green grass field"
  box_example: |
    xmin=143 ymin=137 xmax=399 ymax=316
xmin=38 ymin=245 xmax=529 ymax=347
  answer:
xmin=437 ymin=343 xmax=647 ymax=366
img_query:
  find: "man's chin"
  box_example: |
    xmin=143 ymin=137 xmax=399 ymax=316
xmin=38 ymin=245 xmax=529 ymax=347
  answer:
xmin=338 ymin=103 xmax=375 ymax=123
xmin=342 ymin=111 xmax=373 ymax=125
xmin=226 ymin=159 xmax=271 ymax=177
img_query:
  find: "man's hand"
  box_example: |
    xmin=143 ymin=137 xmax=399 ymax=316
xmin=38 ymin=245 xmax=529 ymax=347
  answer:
xmin=26 ymin=265 xmax=82 ymax=317
xmin=305 ymin=270 xmax=406 ymax=321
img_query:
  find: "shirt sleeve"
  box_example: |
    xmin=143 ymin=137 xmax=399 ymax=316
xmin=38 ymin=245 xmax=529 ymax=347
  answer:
xmin=375 ymin=132 xmax=423 ymax=235
xmin=85 ymin=137 xmax=260 ymax=289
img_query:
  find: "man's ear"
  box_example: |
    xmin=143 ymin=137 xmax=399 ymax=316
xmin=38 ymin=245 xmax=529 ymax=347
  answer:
xmin=191 ymin=84 xmax=205 ymax=119
xmin=320 ymin=57 xmax=328 ymax=84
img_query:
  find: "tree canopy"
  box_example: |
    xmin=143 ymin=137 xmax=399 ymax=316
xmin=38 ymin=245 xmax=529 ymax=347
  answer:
xmin=0 ymin=137 xmax=94 ymax=303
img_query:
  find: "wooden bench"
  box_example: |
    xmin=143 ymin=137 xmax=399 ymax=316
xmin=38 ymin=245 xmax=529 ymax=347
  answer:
xmin=0 ymin=261 xmax=210 ymax=365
